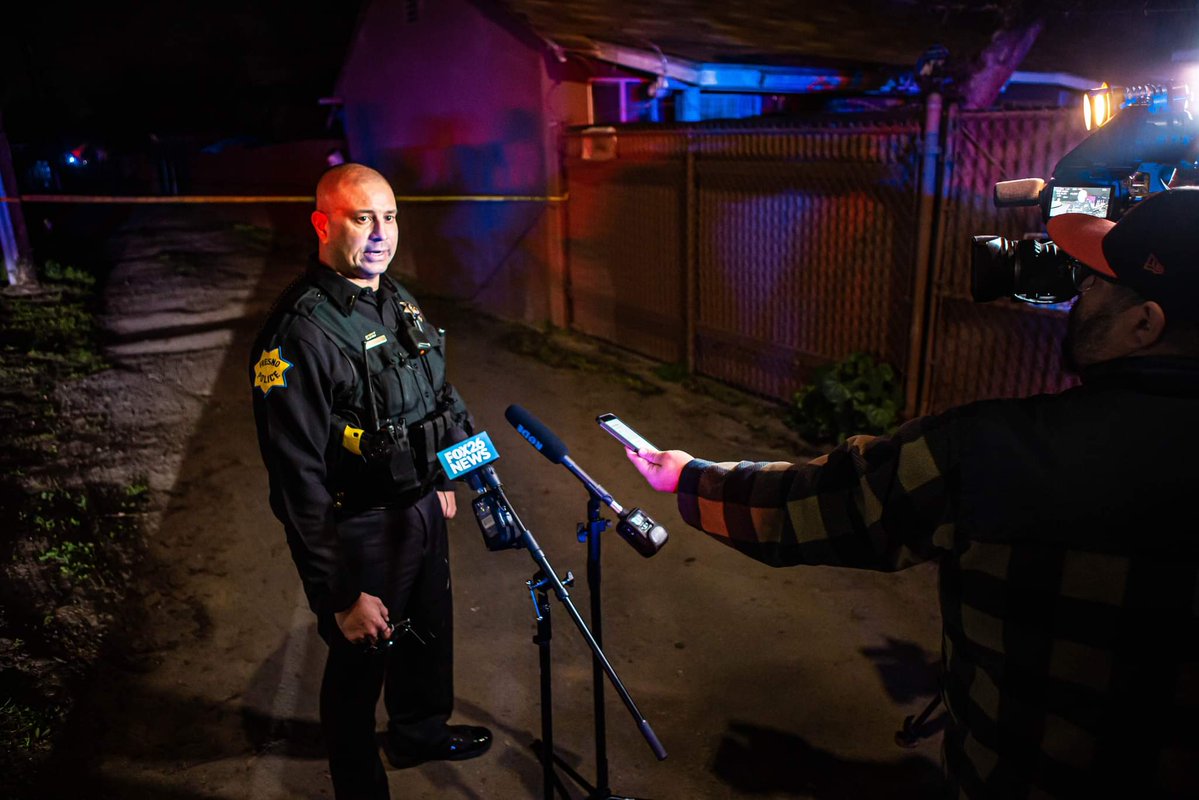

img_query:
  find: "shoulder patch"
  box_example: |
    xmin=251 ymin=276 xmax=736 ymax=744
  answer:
xmin=254 ymin=347 xmax=293 ymax=396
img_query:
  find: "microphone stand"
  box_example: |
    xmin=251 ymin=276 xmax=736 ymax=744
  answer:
xmin=494 ymin=483 xmax=666 ymax=800
xmin=564 ymin=457 xmax=655 ymax=799
xmin=581 ymin=492 xmax=617 ymax=799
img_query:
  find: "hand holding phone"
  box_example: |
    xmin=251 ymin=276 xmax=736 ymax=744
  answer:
xmin=596 ymin=412 xmax=656 ymax=452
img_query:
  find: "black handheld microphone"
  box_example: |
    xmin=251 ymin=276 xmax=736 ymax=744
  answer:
xmin=504 ymin=404 xmax=668 ymax=557
xmin=436 ymin=431 xmax=522 ymax=551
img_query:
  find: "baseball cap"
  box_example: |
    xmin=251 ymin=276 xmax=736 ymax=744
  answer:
xmin=1047 ymin=186 xmax=1199 ymax=319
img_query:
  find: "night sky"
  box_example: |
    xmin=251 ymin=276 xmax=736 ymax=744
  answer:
xmin=1 ymin=2 xmax=366 ymax=143
xmin=4 ymin=0 xmax=1199 ymax=148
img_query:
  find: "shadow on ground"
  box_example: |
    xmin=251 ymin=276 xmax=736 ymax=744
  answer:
xmin=713 ymin=721 xmax=944 ymax=797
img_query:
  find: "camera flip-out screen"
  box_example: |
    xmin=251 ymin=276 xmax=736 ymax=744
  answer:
xmin=1049 ymin=185 xmax=1111 ymax=219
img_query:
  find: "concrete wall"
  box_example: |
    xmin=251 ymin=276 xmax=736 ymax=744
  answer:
xmin=337 ymin=0 xmax=567 ymax=325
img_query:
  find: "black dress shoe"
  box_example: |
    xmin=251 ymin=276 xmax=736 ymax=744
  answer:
xmin=385 ymin=724 xmax=493 ymax=768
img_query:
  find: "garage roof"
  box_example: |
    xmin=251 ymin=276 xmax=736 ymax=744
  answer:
xmin=496 ymin=0 xmax=1199 ymax=86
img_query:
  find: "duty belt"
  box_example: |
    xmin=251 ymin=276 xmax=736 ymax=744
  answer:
xmin=334 ymin=406 xmax=458 ymax=511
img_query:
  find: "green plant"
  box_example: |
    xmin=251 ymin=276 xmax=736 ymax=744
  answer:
xmin=107 ymin=480 xmax=150 ymax=539
xmin=500 ymin=326 xmax=662 ymax=395
xmin=232 ymin=222 xmax=273 ymax=247
xmin=123 ymin=482 xmax=149 ymax=500
xmin=652 ymin=362 xmax=690 ymax=383
xmin=38 ymin=540 xmax=96 ymax=581
xmin=0 ymin=697 xmax=59 ymax=752
xmin=40 ymin=260 xmax=95 ymax=288
xmin=19 ymin=489 xmax=87 ymax=537
xmin=788 ymin=352 xmax=903 ymax=444
xmin=0 ymin=262 xmax=108 ymax=381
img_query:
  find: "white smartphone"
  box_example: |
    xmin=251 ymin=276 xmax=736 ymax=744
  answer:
xmin=596 ymin=412 xmax=656 ymax=452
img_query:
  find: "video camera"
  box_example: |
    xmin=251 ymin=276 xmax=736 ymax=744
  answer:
xmin=971 ymin=83 xmax=1199 ymax=304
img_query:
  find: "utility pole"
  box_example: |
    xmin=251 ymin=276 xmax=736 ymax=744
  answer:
xmin=0 ymin=111 xmax=36 ymax=291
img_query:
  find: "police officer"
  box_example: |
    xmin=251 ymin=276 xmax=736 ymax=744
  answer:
xmin=251 ymin=163 xmax=491 ymax=799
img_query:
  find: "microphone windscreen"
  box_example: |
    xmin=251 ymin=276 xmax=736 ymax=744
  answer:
xmin=993 ymin=178 xmax=1045 ymax=208
xmin=504 ymin=404 xmax=569 ymax=464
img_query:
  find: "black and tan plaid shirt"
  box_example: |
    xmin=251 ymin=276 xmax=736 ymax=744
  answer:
xmin=677 ymin=356 xmax=1199 ymax=798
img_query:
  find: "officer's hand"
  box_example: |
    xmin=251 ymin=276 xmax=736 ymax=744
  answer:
xmin=334 ymin=592 xmax=391 ymax=645
xmin=625 ymin=447 xmax=693 ymax=494
xmin=437 ymin=490 xmax=457 ymax=519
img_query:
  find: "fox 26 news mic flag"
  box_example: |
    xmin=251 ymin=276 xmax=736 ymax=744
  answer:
xmin=503 ymin=404 xmax=668 ymax=557
xmin=436 ymin=432 xmax=522 ymax=551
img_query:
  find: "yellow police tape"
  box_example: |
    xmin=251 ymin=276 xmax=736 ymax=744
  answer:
xmin=0 ymin=193 xmax=568 ymax=204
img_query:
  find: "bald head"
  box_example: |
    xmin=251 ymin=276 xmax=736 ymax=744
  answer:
xmin=315 ymin=163 xmax=393 ymax=212
xmin=311 ymin=163 xmax=398 ymax=289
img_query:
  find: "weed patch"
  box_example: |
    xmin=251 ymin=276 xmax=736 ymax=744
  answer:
xmin=500 ymin=326 xmax=663 ymax=396
xmin=0 ymin=259 xmax=147 ymax=793
xmin=0 ymin=477 xmax=149 ymax=789
xmin=232 ymin=222 xmax=274 ymax=249
xmin=0 ymin=698 xmax=61 ymax=759
xmin=0 ymin=262 xmax=110 ymax=473
xmin=787 ymin=351 xmax=903 ymax=444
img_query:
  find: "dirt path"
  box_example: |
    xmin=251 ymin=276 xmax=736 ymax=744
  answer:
xmin=40 ymin=207 xmax=943 ymax=799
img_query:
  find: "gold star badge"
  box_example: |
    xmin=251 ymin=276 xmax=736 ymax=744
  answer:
xmin=254 ymin=348 xmax=293 ymax=396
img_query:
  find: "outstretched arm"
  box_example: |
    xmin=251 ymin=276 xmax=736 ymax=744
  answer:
xmin=621 ymin=415 xmax=960 ymax=572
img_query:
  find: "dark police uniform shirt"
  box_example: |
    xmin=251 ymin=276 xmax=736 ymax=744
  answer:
xmin=250 ymin=262 xmax=470 ymax=617
xmin=676 ymin=356 xmax=1199 ymax=799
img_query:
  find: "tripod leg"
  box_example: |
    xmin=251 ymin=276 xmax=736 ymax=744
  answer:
xmin=533 ymin=585 xmax=556 ymax=800
xmin=585 ymin=496 xmax=611 ymax=795
xmin=895 ymin=693 xmax=943 ymax=748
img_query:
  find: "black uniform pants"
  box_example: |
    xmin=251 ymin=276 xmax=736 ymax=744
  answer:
xmin=319 ymin=490 xmax=454 ymax=800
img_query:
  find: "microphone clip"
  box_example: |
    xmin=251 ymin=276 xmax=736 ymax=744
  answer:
xmin=577 ymin=516 xmax=609 ymax=543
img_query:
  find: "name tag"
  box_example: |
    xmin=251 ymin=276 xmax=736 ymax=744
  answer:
xmin=364 ymin=332 xmax=388 ymax=351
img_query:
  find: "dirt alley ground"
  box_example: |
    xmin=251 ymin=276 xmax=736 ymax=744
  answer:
xmin=35 ymin=205 xmax=945 ymax=799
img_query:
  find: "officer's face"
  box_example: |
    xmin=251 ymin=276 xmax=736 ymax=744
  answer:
xmin=313 ymin=174 xmax=398 ymax=282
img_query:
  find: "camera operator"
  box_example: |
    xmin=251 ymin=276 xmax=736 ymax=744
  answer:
xmin=250 ymin=164 xmax=491 ymax=799
xmin=626 ymin=187 xmax=1199 ymax=797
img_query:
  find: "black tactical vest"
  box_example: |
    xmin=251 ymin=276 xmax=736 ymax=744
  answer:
xmin=291 ymin=278 xmax=459 ymax=505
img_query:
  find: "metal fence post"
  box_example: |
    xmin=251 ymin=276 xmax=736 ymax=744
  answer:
xmin=917 ymin=102 xmax=960 ymax=415
xmin=0 ymin=114 xmax=33 ymax=288
xmin=684 ymin=134 xmax=697 ymax=373
xmin=904 ymin=93 xmax=944 ymax=417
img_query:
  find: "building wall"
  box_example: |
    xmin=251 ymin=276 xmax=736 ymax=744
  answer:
xmin=337 ymin=0 xmax=566 ymax=324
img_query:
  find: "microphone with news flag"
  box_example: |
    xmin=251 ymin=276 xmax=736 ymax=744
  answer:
xmin=436 ymin=430 xmax=521 ymax=551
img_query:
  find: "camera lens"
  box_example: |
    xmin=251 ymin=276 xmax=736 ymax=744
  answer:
xmin=970 ymin=236 xmax=1079 ymax=304
xmin=971 ymin=236 xmax=1017 ymax=302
